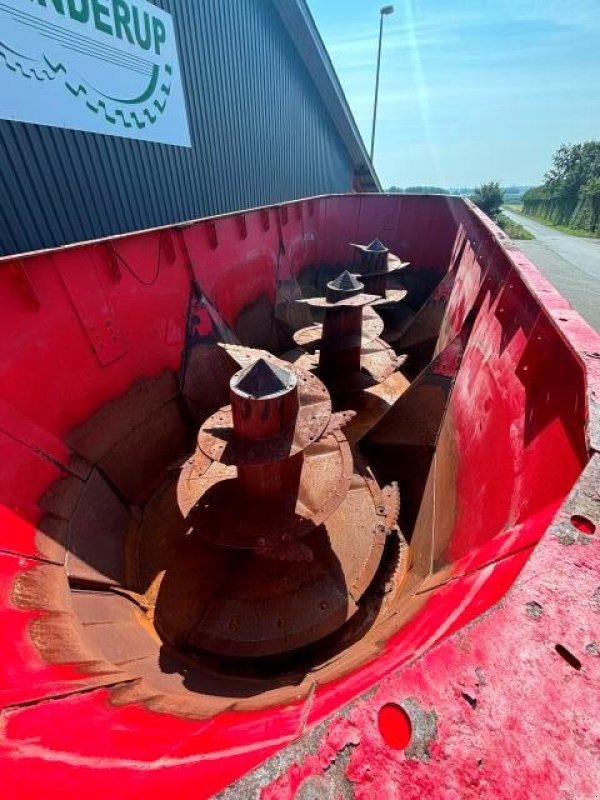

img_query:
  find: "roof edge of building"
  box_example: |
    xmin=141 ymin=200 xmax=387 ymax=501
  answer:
xmin=272 ymin=0 xmax=382 ymax=192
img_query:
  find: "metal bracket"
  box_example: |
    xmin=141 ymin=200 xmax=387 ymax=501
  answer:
xmin=206 ymin=221 xmax=218 ymax=249
xmin=105 ymin=244 xmax=122 ymax=282
xmin=53 ymin=252 xmax=126 ymax=366
xmin=162 ymin=229 xmax=177 ymax=264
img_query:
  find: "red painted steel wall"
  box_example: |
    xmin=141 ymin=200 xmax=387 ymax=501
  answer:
xmin=0 ymin=195 xmax=598 ymax=798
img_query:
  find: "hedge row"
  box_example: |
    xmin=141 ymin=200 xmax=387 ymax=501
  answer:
xmin=522 ymin=141 xmax=600 ymax=234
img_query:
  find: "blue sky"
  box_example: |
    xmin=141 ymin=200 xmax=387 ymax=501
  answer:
xmin=308 ymin=0 xmax=600 ymax=189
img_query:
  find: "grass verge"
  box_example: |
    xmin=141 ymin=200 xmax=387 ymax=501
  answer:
xmin=504 ymin=205 xmax=600 ymax=239
xmin=496 ymin=212 xmax=535 ymax=240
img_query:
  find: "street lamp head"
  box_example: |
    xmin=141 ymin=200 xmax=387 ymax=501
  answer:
xmin=371 ymin=4 xmax=394 ymax=161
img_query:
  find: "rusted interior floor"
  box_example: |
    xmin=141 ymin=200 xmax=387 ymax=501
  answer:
xmin=25 ymin=264 xmax=453 ymax=718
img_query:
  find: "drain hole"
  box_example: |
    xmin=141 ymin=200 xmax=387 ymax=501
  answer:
xmin=555 ymin=644 xmax=582 ymax=671
xmin=461 ymin=692 xmax=477 ymax=709
xmin=570 ymin=515 xmax=596 ymax=535
xmin=378 ymin=703 xmax=412 ymax=749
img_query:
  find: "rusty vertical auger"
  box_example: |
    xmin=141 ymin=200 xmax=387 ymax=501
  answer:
xmin=350 ymin=238 xmax=410 ymax=309
xmin=167 ymin=350 xmax=406 ymax=658
xmin=288 ymin=270 xmax=400 ymax=392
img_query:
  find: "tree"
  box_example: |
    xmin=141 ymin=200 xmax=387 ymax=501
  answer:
xmin=385 ymin=185 xmax=450 ymax=194
xmin=404 ymin=185 xmax=449 ymax=195
xmin=471 ymin=182 xmax=503 ymax=219
xmin=523 ymin=141 xmax=600 ymax=233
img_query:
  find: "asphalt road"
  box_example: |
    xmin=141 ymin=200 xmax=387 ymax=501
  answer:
xmin=503 ymin=208 xmax=600 ymax=331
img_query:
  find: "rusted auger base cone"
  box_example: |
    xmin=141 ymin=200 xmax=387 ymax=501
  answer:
xmin=152 ymin=351 xmax=404 ymax=659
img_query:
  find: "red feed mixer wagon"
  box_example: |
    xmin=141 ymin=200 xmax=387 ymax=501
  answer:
xmin=0 ymin=192 xmax=598 ymax=798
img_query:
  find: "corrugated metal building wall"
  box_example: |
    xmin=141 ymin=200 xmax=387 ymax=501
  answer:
xmin=0 ymin=0 xmax=378 ymax=257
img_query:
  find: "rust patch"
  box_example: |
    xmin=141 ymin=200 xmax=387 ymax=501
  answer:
xmin=97 ymin=397 xmax=192 ymax=504
xmin=401 ymin=697 xmax=438 ymax=762
xmin=430 ymin=410 xmax=460 ymax=569
xmin=68 ymin=372 xmax=179 ymax=463
xmin=295 ymin=741 xmax=357 ymax=800
xmin=526 ymin=601 xmax=544 ymax=619
xmin=293 ymin=307 xmax=384 ymax=352
xmin=35 ymin=473 xmax=88 ymax=564
xmin=65 ymin=469 xmax=131 ymax=588
xmin=34 ymin=516 xmax=70 ymax=565
xmin=394 ymin=269 xmax=459 ymax=376
xmin=182 ymin=342 xmax=238 ymax=422
xmin=13 ymin=564 xmax=131 ymax=681
xmin=39 ymin=473 xmax=87 ymax=521
xmin=235 ymin=292 xmax=292 ymax=353
xmin=67 ymin=372 xmax=193 ymax=505
xmin=12 ymin=561 xmax=72 ymax=613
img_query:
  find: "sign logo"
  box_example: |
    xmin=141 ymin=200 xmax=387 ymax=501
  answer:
xmin=0 ymin=0 xmax=190 ymax=146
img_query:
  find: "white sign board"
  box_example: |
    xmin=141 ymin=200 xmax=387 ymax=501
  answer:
xmin=0 ymin=0 xmax=191 ymax=146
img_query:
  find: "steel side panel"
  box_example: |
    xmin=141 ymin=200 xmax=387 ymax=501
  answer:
xmin=0 ymin=234 xmax=190 ymax=439
xmin=254 ymin=491 xmax=600 ymax=800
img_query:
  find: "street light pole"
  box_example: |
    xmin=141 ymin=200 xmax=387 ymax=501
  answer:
xmin=370 ymin=5 xmax=394 ymax=163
